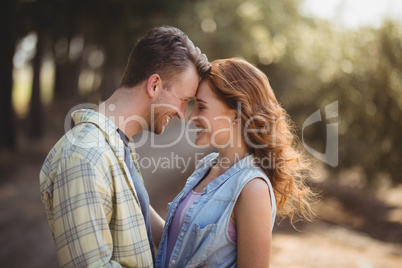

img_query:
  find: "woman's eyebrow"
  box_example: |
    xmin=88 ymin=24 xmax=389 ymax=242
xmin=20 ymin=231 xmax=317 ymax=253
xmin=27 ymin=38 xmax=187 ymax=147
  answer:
xmin=196 ymin=98 xmax=207 ymax=103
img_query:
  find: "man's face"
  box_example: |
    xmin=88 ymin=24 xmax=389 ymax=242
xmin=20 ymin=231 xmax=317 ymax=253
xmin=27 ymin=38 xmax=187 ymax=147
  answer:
xmin=151 ymin=65 xmax=199 ymax=134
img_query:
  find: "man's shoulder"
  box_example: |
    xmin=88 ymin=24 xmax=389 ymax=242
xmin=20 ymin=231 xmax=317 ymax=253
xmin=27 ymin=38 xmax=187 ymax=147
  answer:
xmin=42 ymin=123 xmax=113 ymax=171
xmin=39 ymin=123 xmax=119 ymax=196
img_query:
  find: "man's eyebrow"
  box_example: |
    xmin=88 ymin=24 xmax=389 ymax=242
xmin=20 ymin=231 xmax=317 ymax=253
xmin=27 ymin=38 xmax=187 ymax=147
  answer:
xmin=181 ymin=96 xmax=194 ymax=101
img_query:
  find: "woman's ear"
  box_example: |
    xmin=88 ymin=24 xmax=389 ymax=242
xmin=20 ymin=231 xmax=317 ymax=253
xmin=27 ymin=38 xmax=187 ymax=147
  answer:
xmin=146 ymin=74 xmax=161 ymax=98
xmin=231 ymin=110 xmax=241 ymax=125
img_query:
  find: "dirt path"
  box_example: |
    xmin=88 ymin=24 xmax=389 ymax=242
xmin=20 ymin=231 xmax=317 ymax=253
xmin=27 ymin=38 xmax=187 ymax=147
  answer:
xmin=272 ymin=222 xmax=402 ymax=268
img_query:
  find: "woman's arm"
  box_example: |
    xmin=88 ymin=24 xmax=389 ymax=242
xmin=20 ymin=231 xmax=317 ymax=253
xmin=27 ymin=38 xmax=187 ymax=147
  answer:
xmin=234 ymin=178 xmax=273 ymax=267
xmin=150 ymin=205 xmax=165 ymax=249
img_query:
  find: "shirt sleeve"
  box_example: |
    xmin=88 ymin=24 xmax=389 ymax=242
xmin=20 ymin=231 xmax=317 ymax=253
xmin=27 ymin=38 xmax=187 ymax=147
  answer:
xmin=52 ymin=155 xmax=122 ymax=268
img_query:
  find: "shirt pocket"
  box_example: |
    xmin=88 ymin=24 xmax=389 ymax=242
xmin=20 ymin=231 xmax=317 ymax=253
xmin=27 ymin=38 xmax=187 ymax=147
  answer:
xmin=185 ymin=223 xmax=217 ymax=268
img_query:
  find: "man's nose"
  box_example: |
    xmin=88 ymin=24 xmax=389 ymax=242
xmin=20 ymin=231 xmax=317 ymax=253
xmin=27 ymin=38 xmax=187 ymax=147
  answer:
xmin=177 ymin=103 xmax=187 ymax=120
xmin=188 ymin=109 xmax=195 ymax=122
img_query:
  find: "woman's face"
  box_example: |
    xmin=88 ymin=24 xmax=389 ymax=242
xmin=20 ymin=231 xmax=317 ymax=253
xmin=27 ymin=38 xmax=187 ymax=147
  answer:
xmin=188 ymin=80 xmax=237 ymax=148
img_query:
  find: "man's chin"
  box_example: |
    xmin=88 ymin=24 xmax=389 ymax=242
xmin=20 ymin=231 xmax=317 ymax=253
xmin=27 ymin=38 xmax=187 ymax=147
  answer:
xmin=153 ymin=125 xmax=165 ymax=135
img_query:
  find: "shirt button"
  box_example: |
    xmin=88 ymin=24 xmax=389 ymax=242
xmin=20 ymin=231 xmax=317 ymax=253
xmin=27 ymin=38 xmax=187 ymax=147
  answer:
xmin=190 ymin=205 xmax=194 ymax=209
xmin=171 ymin=260 xmax=176 ymax=265
xmin=180 ymin=232 xmax=184 ymax=237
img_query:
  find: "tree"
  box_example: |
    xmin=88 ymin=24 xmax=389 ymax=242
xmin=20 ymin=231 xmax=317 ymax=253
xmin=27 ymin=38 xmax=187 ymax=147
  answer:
xmin=0 ymin=0 xmax=18 ymax=149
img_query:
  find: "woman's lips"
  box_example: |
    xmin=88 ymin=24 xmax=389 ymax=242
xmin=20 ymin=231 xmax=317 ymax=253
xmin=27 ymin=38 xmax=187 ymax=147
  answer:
xmin=195 ymin=124 xmax=205 ymax=135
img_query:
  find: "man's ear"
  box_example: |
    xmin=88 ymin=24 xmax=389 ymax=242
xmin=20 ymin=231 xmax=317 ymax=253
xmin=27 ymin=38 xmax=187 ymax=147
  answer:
xmin=146 ymin=74 xmax=162 ymax=98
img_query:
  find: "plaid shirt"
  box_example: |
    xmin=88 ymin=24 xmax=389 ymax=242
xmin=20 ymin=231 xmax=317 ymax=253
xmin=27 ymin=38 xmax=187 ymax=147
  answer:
xmin=40 ymin=109 xmax=153 ymax=268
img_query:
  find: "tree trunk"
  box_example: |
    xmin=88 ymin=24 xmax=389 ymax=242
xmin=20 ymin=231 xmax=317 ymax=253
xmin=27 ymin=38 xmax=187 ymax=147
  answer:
xmin=0 ymin=0 xmax=16 ymax=149
xmin=28 ymin=28 xmax=46 ymax=139
xmin=53 ymin=39 xmax=72 ymax=101
xmin=100 ymin=42 xmax=124 ymax=101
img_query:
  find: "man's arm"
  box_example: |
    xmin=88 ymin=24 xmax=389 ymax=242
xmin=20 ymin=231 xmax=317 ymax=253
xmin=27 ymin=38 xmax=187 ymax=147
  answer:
xmin=150 ymin=205 xmax=165 ymax=249
xmin=53 ymin=156 xmax=122 ymax=267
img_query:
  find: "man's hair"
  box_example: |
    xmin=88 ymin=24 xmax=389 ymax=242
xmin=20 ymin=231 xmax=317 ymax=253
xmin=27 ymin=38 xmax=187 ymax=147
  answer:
xmin=119 ymin=26 xmax=210 ymax=88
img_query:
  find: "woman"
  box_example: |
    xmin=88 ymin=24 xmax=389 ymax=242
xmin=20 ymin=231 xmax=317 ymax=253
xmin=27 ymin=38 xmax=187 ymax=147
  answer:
xmin=155 ymin=58 xmax=316 ymax=267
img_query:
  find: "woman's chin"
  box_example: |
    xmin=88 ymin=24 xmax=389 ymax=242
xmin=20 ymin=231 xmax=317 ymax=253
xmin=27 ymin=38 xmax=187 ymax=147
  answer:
xmin=194 ymin=138 xmax=210 ymax=148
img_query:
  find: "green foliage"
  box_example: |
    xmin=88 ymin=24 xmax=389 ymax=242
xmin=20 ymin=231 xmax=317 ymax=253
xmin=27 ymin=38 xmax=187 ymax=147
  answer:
xmin=285 ymin=19 xmax=402 ymax=184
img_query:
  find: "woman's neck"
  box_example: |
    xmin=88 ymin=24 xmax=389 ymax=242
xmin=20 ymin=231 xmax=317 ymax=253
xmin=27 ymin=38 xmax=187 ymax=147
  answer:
xmin=215 ymin=143 xmax=248 ymax=175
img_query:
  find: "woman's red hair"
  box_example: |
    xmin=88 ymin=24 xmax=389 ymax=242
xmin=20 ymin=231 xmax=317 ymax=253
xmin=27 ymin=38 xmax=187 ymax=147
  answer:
xmin=206 ymin=58 xmax=317 ymax=223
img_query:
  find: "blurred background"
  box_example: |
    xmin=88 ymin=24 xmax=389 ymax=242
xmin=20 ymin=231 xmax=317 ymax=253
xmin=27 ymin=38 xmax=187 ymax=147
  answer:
xmin=1 ymin=0 xmax=402 ymax=267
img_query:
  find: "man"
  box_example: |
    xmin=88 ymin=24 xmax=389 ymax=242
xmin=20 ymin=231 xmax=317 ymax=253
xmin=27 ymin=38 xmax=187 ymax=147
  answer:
xmin=40 ymin=26 xmax=210 ymax=267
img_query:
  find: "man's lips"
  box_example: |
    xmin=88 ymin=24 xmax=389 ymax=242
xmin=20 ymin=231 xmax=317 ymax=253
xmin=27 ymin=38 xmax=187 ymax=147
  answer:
xmin=164 ymin=115 xmax=174 ymax=125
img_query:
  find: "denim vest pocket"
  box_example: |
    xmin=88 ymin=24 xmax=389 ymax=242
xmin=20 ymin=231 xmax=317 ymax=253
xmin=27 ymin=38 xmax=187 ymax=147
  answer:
xmin=185 ymin=223 xmax=217 ymax=268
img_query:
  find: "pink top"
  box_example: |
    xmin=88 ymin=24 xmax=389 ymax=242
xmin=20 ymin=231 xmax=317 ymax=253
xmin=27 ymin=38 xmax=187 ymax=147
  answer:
xmin=165 ymin=191 xmax=237 ymax=266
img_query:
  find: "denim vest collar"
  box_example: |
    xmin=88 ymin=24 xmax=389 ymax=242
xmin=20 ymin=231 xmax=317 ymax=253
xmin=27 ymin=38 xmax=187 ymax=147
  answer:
xmin=186 ymin=153 xmax=257 ymax=195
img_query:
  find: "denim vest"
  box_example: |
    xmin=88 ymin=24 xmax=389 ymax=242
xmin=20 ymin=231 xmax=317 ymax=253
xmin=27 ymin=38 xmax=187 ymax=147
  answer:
xmin=155 ymin=153 xmax=277 ymax=268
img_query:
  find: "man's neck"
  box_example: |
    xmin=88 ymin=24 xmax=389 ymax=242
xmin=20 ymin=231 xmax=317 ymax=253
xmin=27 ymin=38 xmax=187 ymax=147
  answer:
xmin=96 ymin=86 xmax=149 ymax=138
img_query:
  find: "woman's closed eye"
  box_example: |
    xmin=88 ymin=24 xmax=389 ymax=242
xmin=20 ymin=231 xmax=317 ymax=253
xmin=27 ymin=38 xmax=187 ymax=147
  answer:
xmin=195 ymin=98 xmax=207 ymax=111
xmin=197 ymin=104 xmax=206 ymax=110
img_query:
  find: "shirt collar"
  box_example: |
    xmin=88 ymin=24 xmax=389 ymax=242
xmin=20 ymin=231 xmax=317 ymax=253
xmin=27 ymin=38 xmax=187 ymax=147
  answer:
xmin=205 ymin=154 xmax=255 ymax=194
xmin=71 ymin=108 xmax=125 ymax=161
xmin=117 ymin=128 xmax=130 ymax=147
xmin=72 ymin=108 xmax=119 ymax=136
xmin=188 ymin=154 xmax=257 ymax=195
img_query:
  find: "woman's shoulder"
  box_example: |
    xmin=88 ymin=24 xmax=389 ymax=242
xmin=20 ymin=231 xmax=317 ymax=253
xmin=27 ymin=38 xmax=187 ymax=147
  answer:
xmin=238 ymin=178 xmax=271 ymax=202
xmin=234 ymin=165 xmax=275 ymax=197
xmin=237 ymin=163 xmax=268 ymax=182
